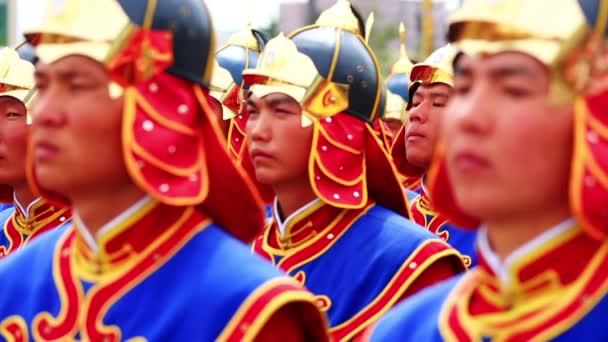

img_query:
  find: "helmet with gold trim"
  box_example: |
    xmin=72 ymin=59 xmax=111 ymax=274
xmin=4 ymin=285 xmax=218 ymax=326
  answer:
xmin=390 ymin=44 xmax=458 ymax=184
xmin=427 ymin=0 xmax=608 ymax=236
xmin=244 ymin=0 xmax=410 ymax=217
xmin=25 ymin=0 xmax=266 ymax=242
xmin=0 ymin=45 xmax=35 ymax=203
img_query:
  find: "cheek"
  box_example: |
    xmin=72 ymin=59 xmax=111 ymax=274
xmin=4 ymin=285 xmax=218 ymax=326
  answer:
xmin=4 ymin=125 xmax=29 ymax=148
xmin=3 ymin=125 xmax=29 ymax=161
xmin=68 ymin=97 xmax=123 ymax=153
xmin=440 ymin=107 xmax=460 ymax=147
xmin=282 ymin=121 xmax=312 ymax=165
xmin=427 ymin=108 xmax=444 ymax=143
xmin=495 ymin=105 xmax=573 ymax=183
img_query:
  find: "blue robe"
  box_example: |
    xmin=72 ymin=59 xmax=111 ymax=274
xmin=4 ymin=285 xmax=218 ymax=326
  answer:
xmin=367 ymin=223 xmax=608 ymax=341
xmin=0 ymin=198 xmax=71 ymax=258
xmin=0 ymin=199 xmax=326 ymax=342
xmin=253 ymin=199 xmax=465 ymax=341
xmin=407 ymin=188 xmax=478 ymax=267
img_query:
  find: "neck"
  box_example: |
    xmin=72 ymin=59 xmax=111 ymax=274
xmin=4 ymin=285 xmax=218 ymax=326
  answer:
xmin=72 ymin=183 xmax=146 ymax=237
xmin=485 ymin=201 xmax=571 ymax=261
xmin=273 ymin=178 xmax=317 ymax=219
xmin=13 ymin=183 xmax=38 ymax=211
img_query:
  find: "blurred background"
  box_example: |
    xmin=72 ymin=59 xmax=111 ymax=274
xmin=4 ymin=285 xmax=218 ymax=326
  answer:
xmin=6 ymin=0 xmax=462 ymax=74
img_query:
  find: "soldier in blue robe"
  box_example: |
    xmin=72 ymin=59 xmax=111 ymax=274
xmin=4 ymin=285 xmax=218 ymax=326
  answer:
xmin=365 ymin=0 xmax=608 ymax=340
xmin=0 ymin=45 xmax=71 ymax=258
xmin=0 ymin=1 xmax=329 ymax=341
xmin=391 ymin=44 xmax=478 ymax=267
xmin=244 ymin=1 xmax=466 ymax=340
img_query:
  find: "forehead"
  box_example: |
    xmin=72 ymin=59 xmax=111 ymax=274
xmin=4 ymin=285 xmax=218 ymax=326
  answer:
xmin=455 ymin=52 xmax=548 ymax=76
xmin=413 ymin=83 xmax=452 ymax=97
xmin=36 ymin=55 xmax=106 ymax=76
xmin=249 ymin=92 xmax=300 ymax=105
xmin=0 ymin=96 xmax=25 ymax=109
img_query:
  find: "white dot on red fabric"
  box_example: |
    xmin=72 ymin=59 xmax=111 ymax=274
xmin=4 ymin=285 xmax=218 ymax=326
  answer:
xmin=159 ymin=184 xmax=170 ymax=192
xmin=321 ymin=146 xmax=328 ymax=152
xmin=235 ymin=137 xmax=240 ymax=142
xmin=189 ymin=174 xmax=198 ymax=182
xmin=178 ymin=104 xmax=189 ymax=115
xmin=316 ymin=176 xmax=321 ymax=181
xmin=325 ymin=117 xmax=332 ymax=123
xmin=168 ymin=145 xmax=177 ymax=154
xmin=347 ymin=134 xmax=353 ymax=141
xmin=409 ymin=262 xmax=418 ymax=269
xmin=327 ymin=233 xmax=335 ymax=240
xmin=60 ymin=217 xmax=66 ymax=222
xmin=142 ymin=120 xmax=154 ymax=132
xmin=587 ymin=131 xmax=599 ymax=144
xmin=148 ymin=83 xmax=159 ymax=93
xmin=353 ymin=191 xmax=360 ymax=198
xmin=333 ymin=194 xmax=340 ymax=200
xmin=339 ymin=166 xmax=344 ymax=171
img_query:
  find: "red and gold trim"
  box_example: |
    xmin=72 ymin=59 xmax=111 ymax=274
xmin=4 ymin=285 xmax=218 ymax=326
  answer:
xmin=409 ymin=189 xmax=472 ymax=267
xmin=227 ymin=113 xmax=249 ymax=161
xmin=32 ymin=230 xmax=83 ymax=341
xmin=217 ymin=278 xmax=329 ymax=342
xmin=570 ymin=93 xmax=608 ymax=240
xmin=0 ymin=316 xmax=28 ymax=342
xmin=330 ymin=239 xmax=461 ymax=342
xmin=0 ymin=199 xmax=71 ymax=258
xmin=258 ymin=200 xmax=375 ymax=273
xmin=410 ymin=191 xmax=450 ymax=241
xmin=402 ymin=175 xmax=422 ymax=193
xmin=309 ymin=114 xmax=368 ymax=209
xmin=439 ymin=225 xmax=608 ymax=341
xmin=373 ymin=118 xmax=395 ymax=152
xmin=29 ymin=202 xmax=211 ymax=341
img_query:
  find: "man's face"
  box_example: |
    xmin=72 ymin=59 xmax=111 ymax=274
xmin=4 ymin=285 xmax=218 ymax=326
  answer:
xmin=444 ymin=52 xmax=573 ymax=221
xmin=0 ymin=97 xmax=28 ymax=187
xmin=405 ymin=83 xmax=452 ymax=169
xmin=32 ymin=55 xmax=129 ymax=198
xmin=245 ymin=92 xmax=313 ymax=188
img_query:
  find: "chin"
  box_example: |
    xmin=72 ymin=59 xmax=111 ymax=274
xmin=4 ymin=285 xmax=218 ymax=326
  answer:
xmin=453 ymin=186 xmax=505 ymax=221
xmin=254 ymin=170 xmax=279 ymax=187
xmin=35 ymin=168 xmax=70 ymax=193
xmin=405 ymin=153 xmax=431 ymax=169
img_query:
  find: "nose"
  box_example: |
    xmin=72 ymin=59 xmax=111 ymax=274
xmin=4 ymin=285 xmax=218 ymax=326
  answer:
xmin=31 ymin=89 xmax=66 ymax=128
xmin=247 ymin=109 xmax=272 ymax=143
xmin=408 ymin=103 xmax=429 ymax=125
xmin=451 ymin=86 xmax=492 ymax=137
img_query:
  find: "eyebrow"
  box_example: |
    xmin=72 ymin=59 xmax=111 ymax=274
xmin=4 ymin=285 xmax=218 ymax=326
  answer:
xmin=266 ymin=97 xmax=298 ymax=107
xmin=34 ymin=69 xmax=90 ymax=82
xmin=414 ymin=89 xmax=450 ymax=100
xmin=455 ymin=63 xmax=541 ymax=81
xmin=489 ymin=66 xmax=541 ymax=80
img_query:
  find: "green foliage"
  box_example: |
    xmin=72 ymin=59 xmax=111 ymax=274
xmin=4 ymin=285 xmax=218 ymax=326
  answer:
xmin=368 ymin=23 xmax=399 ymax=77
xmin=0 ymin=2 xmax=6 ymax=46
xmin=262 ymin=19 xmax=280 ymax=38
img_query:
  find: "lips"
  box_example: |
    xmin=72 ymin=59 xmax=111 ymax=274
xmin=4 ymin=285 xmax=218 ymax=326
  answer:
xmin=405 ymin=128 xmax=427 ymax=142
xmin=34 ymin=140 xmax=60 ymax=162
xmin=249 ymin=148 xmax=275 ymax=163
xmin=453 ymin=149 xmax=490 ymax=173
